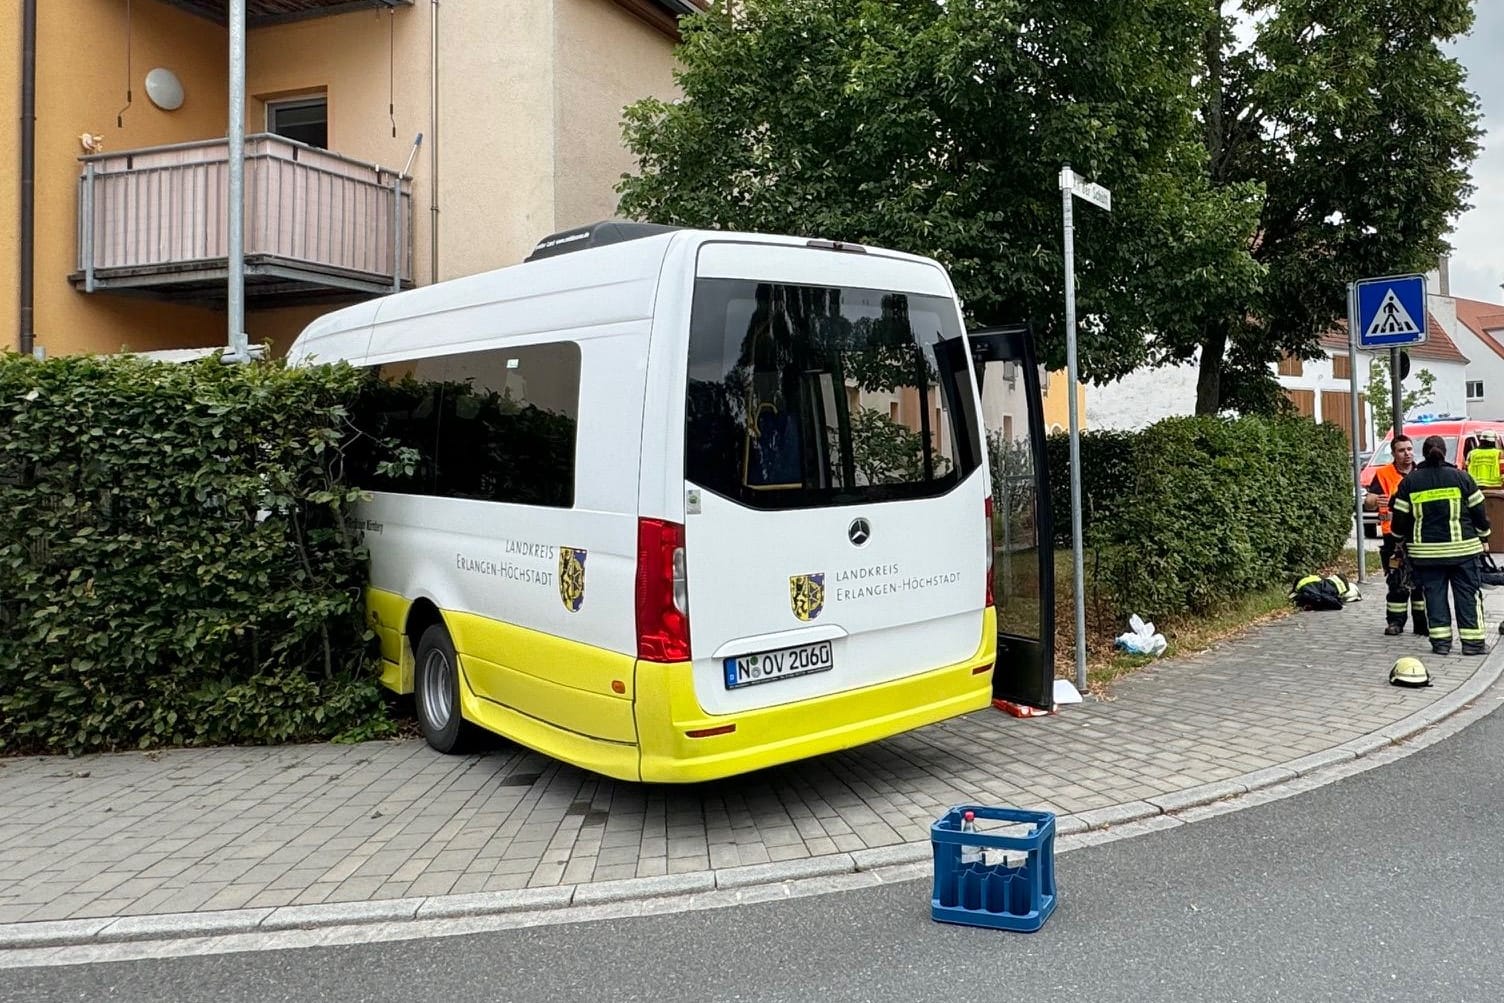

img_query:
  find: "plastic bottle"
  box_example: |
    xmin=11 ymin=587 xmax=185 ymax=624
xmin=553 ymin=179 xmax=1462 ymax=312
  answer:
xmin=959 ymin=810 xmax=981 ymax=865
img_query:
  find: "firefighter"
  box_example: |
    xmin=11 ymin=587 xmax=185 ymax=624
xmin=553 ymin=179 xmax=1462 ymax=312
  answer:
xmin=1390 ymin=434 xmax=1492 ymax=656
xmin=1467 ymin=431 xmax=1504 ymax=488
xmin=1364 ymin=433 xmax=1426 ymax=636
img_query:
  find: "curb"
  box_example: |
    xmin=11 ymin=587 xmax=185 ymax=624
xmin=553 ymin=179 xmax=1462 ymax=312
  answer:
xmin=5 ymin=649 xmax=1502 ymax=954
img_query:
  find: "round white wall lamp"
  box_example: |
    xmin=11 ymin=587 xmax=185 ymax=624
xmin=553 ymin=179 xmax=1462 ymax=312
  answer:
xmin=144 ymin=68 xmax=185 ymax=111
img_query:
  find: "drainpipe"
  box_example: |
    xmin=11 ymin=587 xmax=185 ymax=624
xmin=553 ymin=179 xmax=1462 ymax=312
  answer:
xmin=18 ymin=0 xmax=36 ymax=355
xmin=429 ymin=0 xmax=440 ymax=284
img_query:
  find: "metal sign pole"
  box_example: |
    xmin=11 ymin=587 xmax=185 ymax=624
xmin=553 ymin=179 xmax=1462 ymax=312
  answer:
xmin=1348 ymin=282 xmax=1365 ymax=583
xmin=1061 ymin=166 xmax=1088 ymax=694
xmin=226 ymin=0 xmax=247 ymax=362
xmin=1389 ymin=347 xmax=1403 ymax=443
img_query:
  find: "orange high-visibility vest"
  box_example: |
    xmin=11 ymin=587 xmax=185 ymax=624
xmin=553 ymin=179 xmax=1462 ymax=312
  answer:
xmin=1371 ymin=464 xmax=1407 ymax=536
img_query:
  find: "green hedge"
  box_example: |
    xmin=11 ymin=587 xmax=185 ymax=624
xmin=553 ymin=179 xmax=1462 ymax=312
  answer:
xmin=1041 ymin=416 xmax=1352 ymax=617
xmin=0 ymin=352 xmax=395 ymax=755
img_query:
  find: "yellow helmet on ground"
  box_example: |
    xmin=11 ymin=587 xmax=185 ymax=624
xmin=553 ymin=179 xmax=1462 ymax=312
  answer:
xmin=1389 ymin=656 xmax=1431 ymax=688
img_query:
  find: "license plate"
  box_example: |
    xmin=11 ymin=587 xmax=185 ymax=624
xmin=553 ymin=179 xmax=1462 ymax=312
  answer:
xmin=723 ymin=640 xmax=834 ymax=690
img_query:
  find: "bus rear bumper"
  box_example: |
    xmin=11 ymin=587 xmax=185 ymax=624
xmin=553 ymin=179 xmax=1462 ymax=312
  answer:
xmin=636 ymin=607 xmax=997 ymax=783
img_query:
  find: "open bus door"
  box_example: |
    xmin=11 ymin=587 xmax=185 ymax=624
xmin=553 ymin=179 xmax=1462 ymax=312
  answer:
xmin=968 ymin=325 xmax=1056 ymax=709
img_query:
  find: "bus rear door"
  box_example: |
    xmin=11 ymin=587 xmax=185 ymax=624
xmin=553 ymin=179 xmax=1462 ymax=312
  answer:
xmin=967 ymin=325 xmax=1055 ymax=709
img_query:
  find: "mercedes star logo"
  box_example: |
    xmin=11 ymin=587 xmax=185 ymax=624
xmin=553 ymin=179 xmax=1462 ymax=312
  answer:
xmin=848 ymin=518 xmax=871 ymax=547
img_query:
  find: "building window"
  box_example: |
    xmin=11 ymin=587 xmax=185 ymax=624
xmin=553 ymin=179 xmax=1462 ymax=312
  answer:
xmin=267 ymin=96 xmax=328 ymax=149
xmin=1331 ymin=353 xmax=1351 ymax=380
xmin=1467 ymin=380 xmax=1485 ymax=401
xmin=1277 ymin=354 xmax=1303 ymax=377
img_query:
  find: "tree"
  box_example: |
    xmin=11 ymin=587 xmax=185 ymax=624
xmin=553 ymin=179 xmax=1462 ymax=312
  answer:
xmin=617 ymin=0 xmax=1264 ymax=384
xmin=849 ymin=408 xmax=950 ymax=485
xmin=616 ymin=1 xmax=1480 ymax=417
xmin=1366 ymin=356 xmax=1438 ymax=437
xmin=1186 ymin=0 xmax=1481 ymax=414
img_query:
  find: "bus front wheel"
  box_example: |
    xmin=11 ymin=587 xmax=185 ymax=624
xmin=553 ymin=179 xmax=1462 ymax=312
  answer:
xmin=414 ymin=622 xmax=475 ymax=754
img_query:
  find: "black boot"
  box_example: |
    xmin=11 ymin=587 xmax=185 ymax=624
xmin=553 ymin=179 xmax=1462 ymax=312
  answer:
xmin=1385 ymin=623 xmax=1403 ymax=636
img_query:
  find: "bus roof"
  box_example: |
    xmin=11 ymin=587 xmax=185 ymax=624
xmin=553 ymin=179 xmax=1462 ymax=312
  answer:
xmin=285 ymin=227 xmax=945 ymax=369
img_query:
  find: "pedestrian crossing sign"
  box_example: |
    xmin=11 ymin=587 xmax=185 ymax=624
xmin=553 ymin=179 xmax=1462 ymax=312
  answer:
xmin=1356 ymin=273 xmax=1428 ymax=350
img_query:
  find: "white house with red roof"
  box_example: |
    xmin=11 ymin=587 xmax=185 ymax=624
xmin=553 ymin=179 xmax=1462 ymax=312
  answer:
xmin=1273 ymin=307 xmax=1471 ymax=452
xmin=1435 ymin=277 xmax=1504 ymax=420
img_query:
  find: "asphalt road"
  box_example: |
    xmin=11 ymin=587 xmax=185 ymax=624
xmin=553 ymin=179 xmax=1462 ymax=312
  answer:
xmin=5 ymin=697 xmax=1503 ymax=1003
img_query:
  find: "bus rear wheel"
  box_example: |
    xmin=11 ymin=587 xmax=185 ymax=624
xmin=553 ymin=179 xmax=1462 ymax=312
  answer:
xmin=414 ymin=622 xmax=476 ymax=754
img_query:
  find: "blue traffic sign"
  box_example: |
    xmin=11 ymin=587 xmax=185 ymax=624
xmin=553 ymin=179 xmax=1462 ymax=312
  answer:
xmin=1355 ymin=273 xmax=1428 ymax=350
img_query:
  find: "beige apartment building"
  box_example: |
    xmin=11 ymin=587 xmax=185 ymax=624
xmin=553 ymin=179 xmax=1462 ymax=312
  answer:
xmin=1 ymin=0 xmax=696 ymax=358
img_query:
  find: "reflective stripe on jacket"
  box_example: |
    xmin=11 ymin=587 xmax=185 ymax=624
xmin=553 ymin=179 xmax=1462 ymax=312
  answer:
xmin=1390 ymin=460 xmax=1491 ymax=564
xmin=1468 ymin=447 xmax=1503 ymax=488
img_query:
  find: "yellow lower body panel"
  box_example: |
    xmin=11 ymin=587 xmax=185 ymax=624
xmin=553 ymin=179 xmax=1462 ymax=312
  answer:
xmin=370 ymin=589 xmax=995 ymax=786
xmin=446 ymin=611 xmax=641 ymax=782
xmin=368 ymin=588 xmax=415 ymax=694
xmin=447 ymin=612 xmax=638 ymax=744
xmin=636 ymin=607 xmax=997 ymax=783
xmin=457 ymin=667 xmax=642 ymax=782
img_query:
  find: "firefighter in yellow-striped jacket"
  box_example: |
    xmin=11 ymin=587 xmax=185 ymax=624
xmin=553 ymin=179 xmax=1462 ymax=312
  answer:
xmin=1390 ymin=434 xmax=1492 ymax=656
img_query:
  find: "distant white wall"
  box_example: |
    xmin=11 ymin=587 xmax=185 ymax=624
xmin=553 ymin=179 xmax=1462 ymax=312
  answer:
xmin=1092 ymin=347 xmax=1470 ymax=439
xmin=1087 ymin=356 xmax=1199 ymax=431
xmin=1411 ymin=358 xmax=1471 ymax=418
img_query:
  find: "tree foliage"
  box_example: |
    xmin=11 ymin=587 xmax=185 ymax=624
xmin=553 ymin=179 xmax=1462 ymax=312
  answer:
xmin=617 ymin=0 xmax=1263 ymax=383
xmin=1366 ymin=356 xmax=1438 ymax=436
xmin=1185 ymin=0 xmax=1482 ymax=413
xmin=617 ymin=0 xmax=1481 ymax=415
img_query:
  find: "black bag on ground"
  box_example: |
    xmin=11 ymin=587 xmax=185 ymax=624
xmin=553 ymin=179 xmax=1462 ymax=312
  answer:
xmin=1479 ymin=553 xmax=1504 ymax=588
xmin=1288 ymin=573 xmax=1352 ymax=611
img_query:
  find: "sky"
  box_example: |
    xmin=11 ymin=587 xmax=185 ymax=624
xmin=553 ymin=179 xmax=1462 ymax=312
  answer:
xmin=1444 ymin=3 xmax=1504 ymax=306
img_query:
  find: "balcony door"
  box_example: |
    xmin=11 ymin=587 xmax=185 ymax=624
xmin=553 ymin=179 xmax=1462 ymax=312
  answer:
xmin=267 ymin=96 xmax=328 ymax=149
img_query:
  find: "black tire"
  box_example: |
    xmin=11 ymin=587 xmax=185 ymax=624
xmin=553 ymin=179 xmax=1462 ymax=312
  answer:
xmin=414 ymin=622 xmax=475 ymax=754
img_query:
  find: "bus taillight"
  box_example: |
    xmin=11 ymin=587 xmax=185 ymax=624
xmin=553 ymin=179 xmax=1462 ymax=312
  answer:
xmin=636 ymin=518 xmax=691 ymax=662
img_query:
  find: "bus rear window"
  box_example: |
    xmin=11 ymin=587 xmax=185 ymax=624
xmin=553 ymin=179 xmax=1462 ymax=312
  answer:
xmin=685 ymin=278 xmax=981 ymax=510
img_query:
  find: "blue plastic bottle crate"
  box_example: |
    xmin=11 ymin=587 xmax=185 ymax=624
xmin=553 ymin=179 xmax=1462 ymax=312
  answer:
xmin=930 ymin=805 xmax=1056 ymax=932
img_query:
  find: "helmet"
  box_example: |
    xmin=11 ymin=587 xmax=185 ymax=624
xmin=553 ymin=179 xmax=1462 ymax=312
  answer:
xmin=1389 ymin=656 xmax=1431 ymax=688
xmin=1480 ymin=431 xmax=1498 ymax=447
xmin=1331 ymin=574 xmax=1361 ymax=604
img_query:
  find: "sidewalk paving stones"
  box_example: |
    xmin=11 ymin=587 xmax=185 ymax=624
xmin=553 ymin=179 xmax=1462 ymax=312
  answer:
xmin=2 ymin=588 xmax=1502 ymax=940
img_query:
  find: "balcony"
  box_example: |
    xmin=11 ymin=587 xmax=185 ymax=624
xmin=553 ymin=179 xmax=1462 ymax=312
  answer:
xmin=73 ymin=134 xmax=413 ymax=307
xmin=158 ymin=1 xmax=414 ymax=29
